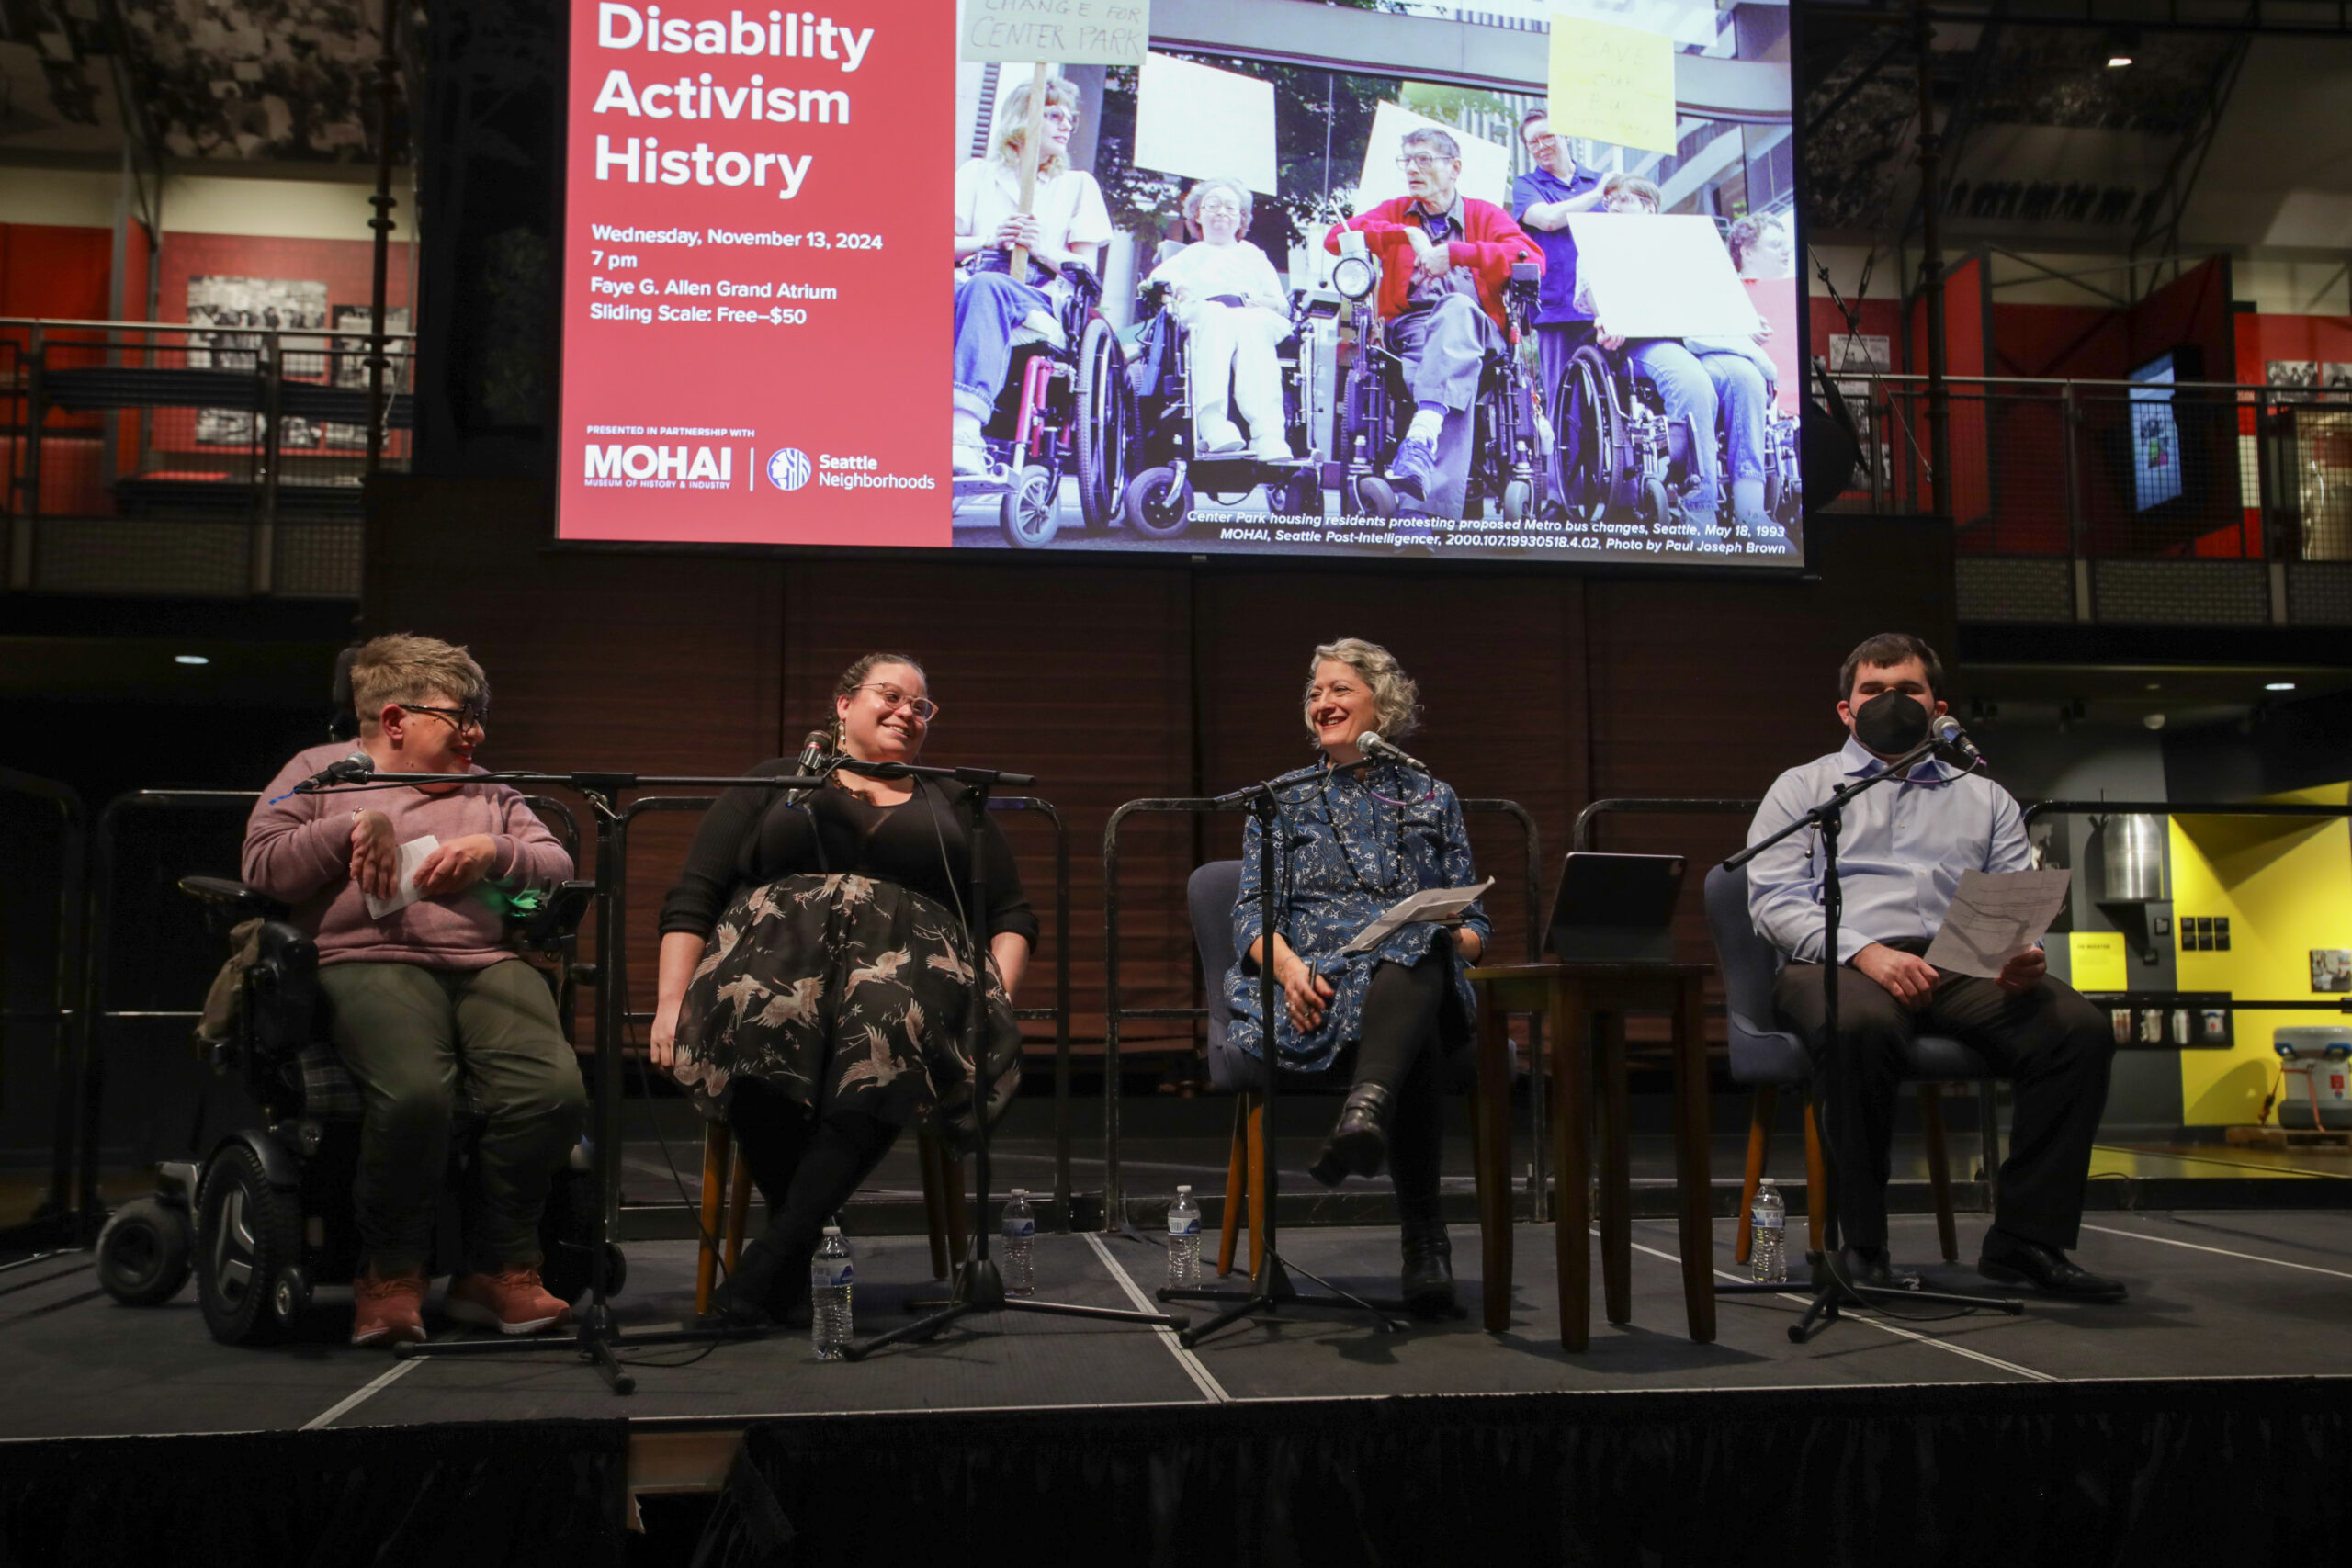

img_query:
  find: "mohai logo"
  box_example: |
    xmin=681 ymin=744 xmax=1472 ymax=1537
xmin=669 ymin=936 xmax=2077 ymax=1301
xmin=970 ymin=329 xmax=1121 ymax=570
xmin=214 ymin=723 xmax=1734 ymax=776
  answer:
xmin=766 ymin=447 xmax=812 ymax=492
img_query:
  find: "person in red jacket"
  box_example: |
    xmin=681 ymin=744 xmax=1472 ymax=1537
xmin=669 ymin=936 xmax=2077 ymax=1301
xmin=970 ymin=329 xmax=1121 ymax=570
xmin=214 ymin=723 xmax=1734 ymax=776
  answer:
xmin=1324 ymin=127 xmax=1541 ymax=519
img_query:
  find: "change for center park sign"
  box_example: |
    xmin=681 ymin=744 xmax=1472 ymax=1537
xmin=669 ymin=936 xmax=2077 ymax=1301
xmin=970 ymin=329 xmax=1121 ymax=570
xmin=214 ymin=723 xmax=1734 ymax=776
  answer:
xmin=961 ymin=0 xmax=1150 ymax=65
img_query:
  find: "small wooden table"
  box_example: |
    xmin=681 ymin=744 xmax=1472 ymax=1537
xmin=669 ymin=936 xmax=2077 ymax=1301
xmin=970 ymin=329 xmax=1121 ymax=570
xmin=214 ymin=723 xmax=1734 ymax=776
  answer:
xmin=1465 ymin=962 xmax=1716 ymax=1350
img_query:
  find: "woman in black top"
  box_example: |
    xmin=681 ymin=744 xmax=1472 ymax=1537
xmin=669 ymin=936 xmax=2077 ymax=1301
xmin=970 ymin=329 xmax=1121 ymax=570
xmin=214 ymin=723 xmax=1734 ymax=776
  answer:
xmin=652 ymin=653 xmax=1035 ymax=1325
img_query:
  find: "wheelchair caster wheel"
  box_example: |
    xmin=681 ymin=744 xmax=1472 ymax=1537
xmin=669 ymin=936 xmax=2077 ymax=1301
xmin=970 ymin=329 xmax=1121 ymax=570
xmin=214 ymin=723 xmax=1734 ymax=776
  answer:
xmin=1641 ymin=476 xmax=1672 ymax=523
xmin=1351 ymin=476 xmax=1396 ymax=520
xmin=97 ymin=1197 xmax=195 ymax=1306
xmin=1123 ymin=466 xmax=1193 ymax=540
xmin=272 ymin=1265 xmax=311 ymax=1328
xmin=1501 ymin=479 xmax=1532 ymax=522
xmin=999 ymin=468 xmax=1059 ymax=548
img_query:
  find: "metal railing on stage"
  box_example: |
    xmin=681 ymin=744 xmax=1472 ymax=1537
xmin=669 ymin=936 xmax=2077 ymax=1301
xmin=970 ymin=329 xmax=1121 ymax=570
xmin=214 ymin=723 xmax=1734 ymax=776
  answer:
xmin=1573 ymin=797 xmax=1761 ymax=852
xmin=0 ymin=768 xmax=87 ymax=1255
xmin=1100 ymin=795 xmax=1544 ymax=1224
xmin=613 ymin=792 xmax=1079 ymax=1221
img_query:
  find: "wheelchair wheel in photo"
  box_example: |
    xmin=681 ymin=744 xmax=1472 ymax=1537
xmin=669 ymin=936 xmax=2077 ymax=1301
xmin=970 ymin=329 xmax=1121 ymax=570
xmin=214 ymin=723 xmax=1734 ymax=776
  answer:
xmin=1501 ymin=479 xmax=1533 ymax=522
xmin=96 ymin=1196 xmax=195 ymax=1306
xmin=1074 ymin=316 xmax=1133 ymax=533
xmin=1348 ymin=474 xmax=1396 ymax=520
xmin=1641 ymin=476 xmax=1674 ymax=524
xmin=1272 ymin=472 xmax=1324 ymax=518
xmin=195 ymin=1144 xmax=305 ymax=1345
xmin=1123 ymin=465 xmax=1194 ymax=539
xmin=998 ymin=467 xmax=1059 ymax=548
xmin=1555 ymin=351 xmax=1620 ymax=522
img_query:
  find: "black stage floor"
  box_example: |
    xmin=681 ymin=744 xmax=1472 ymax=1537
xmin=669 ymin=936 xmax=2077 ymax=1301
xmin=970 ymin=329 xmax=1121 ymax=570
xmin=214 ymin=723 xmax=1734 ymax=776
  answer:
xmin=6 ymin=1208 xmax=2349 ymax=1442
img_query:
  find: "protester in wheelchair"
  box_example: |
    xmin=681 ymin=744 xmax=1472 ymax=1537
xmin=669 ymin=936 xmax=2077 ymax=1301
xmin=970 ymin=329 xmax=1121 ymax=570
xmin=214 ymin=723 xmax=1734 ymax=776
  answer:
xmin=241 ymin=634 xmax=586 ymax=1348
xmin=1321 ymin=126 xmax=1541 ymax=520
xmin=1579 ymin=174 xmax=1779 ymax=529
xmin=1143 ymin=177 xmax=1292 ymax=461
xmin=952 ymin=72 xmax=1113 ymax=478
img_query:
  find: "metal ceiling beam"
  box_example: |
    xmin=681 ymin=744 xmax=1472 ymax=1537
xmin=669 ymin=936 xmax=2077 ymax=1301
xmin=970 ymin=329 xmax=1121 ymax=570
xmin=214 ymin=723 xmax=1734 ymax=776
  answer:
xmin=1900 ymin=3 xmax=2005 ymax=245
xmin=1795 ymin=0 xmax=2352 ymax=39
xmin=2130 ymin=36 xmax=2249 ymax=291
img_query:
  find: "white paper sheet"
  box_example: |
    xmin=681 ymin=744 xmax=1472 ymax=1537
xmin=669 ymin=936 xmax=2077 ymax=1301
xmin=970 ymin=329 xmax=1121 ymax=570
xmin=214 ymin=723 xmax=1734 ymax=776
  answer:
xmin=1340 ymin=877 xmax=1495 ymax=955
xmin=1352 ymin=102 xmax=1514 ymax=210
xmin=1922 ymin=869 xmax=2073 ymax=979
xmin=365 ymin=834 xmax=442 ymax=920
xmin=1564 ymin=212 xmax=1768 ymax=340
xmin=1133 ymin=52 xmax=1279 ymax=196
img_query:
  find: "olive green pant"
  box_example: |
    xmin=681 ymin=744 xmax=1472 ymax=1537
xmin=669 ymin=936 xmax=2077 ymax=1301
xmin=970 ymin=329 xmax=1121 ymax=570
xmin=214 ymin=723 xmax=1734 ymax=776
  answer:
xmin=316 ymin=959 xmax=588 ymax=1276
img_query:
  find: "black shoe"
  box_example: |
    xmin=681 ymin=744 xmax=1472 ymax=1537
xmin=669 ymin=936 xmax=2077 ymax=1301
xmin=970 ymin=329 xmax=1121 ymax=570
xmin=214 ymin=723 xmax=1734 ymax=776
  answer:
xmin=1309 ymin=1083 xmax=1395 ymax=1188
xmin=1398 ymin=1216 xmax=1456 ymax=1317
xmin=1978 ymin=1231 xmax=2128 ymax=1302
xmin=1817 ymin=1244 xmax=1921 ymax=1298
xmin=706 ymin=1237 xmax=792 ymax=1329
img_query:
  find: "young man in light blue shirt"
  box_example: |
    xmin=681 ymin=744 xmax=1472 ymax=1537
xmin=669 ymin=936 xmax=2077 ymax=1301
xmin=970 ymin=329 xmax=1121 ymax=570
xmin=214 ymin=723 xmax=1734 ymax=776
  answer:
xmin=1747 ymin=633 xmax=2126 ymax=1302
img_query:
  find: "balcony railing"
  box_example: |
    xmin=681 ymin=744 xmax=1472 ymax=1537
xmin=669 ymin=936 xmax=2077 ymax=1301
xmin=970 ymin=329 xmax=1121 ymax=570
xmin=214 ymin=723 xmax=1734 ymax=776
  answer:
xmin=1 ymin=317 xmax=415 ymax=597
xmin=1830 ymin=371 xmax=2352 ymax=625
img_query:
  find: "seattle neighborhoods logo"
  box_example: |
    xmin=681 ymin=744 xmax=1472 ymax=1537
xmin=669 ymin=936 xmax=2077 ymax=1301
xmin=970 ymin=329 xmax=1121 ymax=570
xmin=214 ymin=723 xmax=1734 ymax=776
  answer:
xmin=766 ymin=446 xmax=811 ymax=491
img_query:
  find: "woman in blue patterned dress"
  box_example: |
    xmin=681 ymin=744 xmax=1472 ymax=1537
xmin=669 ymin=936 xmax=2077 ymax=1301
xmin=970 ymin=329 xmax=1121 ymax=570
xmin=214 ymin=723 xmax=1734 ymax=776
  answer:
xmin=1223 ymin=638 xmax=1489 ymax=1314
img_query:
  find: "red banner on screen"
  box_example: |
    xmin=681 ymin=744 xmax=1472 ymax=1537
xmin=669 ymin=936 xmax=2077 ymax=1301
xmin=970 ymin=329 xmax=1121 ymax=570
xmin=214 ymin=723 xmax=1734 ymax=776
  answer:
xmin=557 ymin=0 xmax=949 ymax=546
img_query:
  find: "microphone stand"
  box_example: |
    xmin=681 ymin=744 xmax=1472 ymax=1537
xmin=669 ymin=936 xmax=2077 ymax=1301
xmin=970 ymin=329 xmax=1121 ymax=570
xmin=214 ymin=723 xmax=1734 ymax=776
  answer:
xmin=1158 ymin=765 xmax=1413 ymax=1347
xmin=1715 ymin=739 xmax=2022 ymax=1343
xmin=305 ymin=766 xmax=829 ymax=1393
xmin=835 ymin=757 xmax=1187 ymax=1359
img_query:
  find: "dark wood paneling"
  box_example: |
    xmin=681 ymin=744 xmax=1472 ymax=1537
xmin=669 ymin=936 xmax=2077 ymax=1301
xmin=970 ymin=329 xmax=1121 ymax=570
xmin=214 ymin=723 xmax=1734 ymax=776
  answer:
xmin=364 ymin=483 xmax=1951 ymax=1052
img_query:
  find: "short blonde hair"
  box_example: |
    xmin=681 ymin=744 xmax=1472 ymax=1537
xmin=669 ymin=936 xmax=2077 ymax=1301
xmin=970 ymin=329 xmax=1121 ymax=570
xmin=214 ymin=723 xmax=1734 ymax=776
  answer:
xmin=349 ymin=633 xmax=487 ymax=728
xmin=1305 ymin=637 xmax=1422 ymax=743
xmin=991 ymin=74 xmax=1080 ymax=179
xmin=1601 ymin=172 xmax=1661 ymax=212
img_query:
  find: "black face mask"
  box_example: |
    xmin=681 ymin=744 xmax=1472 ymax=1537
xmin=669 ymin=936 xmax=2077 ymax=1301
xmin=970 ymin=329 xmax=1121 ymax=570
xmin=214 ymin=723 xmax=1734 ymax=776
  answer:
xmin=1852 ymin=690 xmax=1930 ymax=754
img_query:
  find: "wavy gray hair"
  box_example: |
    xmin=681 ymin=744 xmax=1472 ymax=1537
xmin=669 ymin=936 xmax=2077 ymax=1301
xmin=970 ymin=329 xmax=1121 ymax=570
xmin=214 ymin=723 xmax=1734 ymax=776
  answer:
xmin=1305 ymin=637 xmax=1423 ymax=743
xmin=1182 ymin=177 xmax=1254 ymax=232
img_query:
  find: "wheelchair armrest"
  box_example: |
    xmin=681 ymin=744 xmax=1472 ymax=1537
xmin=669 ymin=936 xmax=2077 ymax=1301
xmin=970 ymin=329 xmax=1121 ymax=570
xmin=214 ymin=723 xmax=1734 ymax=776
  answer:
xmin=512 ymin=879 xmax=594 ymax=952
xmin=180 ymin=875 xmax=291 ymax=924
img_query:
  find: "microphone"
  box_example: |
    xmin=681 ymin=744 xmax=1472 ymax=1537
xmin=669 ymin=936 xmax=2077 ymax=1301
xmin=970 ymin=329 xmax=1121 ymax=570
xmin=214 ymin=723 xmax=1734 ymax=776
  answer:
xmin=786 ymin=728 xmax=833 ymax=800
xmin=1358 ymin=731 xmax=1430 ymax=773
xmin=291 ymin=749 xmax=374 ymax=794
xmin=1931 ymin=715 xmax=1988 ymax=770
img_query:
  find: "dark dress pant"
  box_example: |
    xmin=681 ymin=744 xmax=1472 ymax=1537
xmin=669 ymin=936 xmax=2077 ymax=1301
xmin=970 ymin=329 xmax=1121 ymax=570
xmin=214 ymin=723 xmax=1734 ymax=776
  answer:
xmin=1774 ymin=942 xmax=2115 ymax=1253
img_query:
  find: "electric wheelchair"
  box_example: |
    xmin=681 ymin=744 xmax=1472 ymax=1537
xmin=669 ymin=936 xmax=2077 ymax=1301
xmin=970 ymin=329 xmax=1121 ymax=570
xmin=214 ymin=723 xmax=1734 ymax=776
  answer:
xmin=1322 ymin=231 xmax=1549 ymax=524
xmin=952 ymin=261 xmax=1134 ymax=549
xmin=1115 ymin=278 xmax=1325 ymax=539
xmin=93 ymin=873 xmax=613 ymax=1347
xmin=1552 ymin=340 xmax=1804 ymax=529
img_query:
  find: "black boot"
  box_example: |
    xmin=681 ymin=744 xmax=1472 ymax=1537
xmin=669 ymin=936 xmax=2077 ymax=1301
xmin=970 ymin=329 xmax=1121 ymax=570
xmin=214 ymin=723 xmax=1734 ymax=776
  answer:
xmin=1397 ymin=1201 xmax=1456 ymax=1317
xmin=707 ymin=1237 xmax=784 ymax=1327
xmin=1309 ymin=1082 xmax=1395 ymax=1187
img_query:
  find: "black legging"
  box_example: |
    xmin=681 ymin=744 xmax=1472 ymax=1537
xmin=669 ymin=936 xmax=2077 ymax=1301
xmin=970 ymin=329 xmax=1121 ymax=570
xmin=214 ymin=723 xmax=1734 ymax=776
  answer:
xmin=726 ymin=1077 xmax=899 ymax=1265
xmin=1351 ymin=950 xmax=1452 ymax=1207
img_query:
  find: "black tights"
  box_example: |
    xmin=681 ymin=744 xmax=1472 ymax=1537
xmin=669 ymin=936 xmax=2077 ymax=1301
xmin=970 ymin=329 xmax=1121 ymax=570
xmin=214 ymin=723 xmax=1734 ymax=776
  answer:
xmin=1351 ymin=951 xmax=1451 ymax=1210
xmin=725 ymin=1077 xmax=900 ymax=1266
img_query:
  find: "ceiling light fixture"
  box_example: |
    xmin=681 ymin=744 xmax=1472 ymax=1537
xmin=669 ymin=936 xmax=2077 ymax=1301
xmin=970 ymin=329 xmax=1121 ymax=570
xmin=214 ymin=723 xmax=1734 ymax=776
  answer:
xmin=174 ymin=654 xmax=210 ymax=666
xmin=2266 ymin=681 xmax=2297 ymax=691
xmin=2107 ymin=53 xmax=2132 ymax=67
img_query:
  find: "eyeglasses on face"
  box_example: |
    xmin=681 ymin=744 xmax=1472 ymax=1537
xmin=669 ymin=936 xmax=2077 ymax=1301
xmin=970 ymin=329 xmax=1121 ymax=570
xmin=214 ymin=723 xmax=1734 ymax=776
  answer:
xmin=854 ymin=684 xmax=938 ymax=722
xmin=1196 ymin=199 xmax=1244 ymax=217
xmin=1396 ymin=152 xmax=1453 ymax=171
xmin=400 ymin=701 xmax=487 ymax=731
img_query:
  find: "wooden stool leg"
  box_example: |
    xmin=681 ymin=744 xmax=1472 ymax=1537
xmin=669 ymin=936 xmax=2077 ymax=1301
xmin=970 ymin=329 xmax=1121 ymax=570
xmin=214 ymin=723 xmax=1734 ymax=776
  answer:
xmin=1921 ymin=1083 xmax=1958 ymax=1262
xmin=1217 ymin=1096 xmax=1248 ymax=1276
xmin=1671 ymin=972 xmax=1716 ymax=1343
xmin=918 ymin=1132 xmax=951 ymax=1280
xmin=1736 ymin=1086 xmax=1778 ymax=1266
xmin=1803 ymin=1099 xmax=1828 ymax=1256
xmin=1474 ymin=998 xmax=1513 ymax=1332
xmin=1598 ymin=1010 xmax=1632 ymax=1325
xmin=1246 ymin=1093 xmax=1268 ymax=1280
xmin=1549 ymin=977 xmax=1590 ymax=1352
xmin=725 ymin=1145 xmax=752 ymax=1271
xmin=695 ymin=1122 xmax=730 ymax=1316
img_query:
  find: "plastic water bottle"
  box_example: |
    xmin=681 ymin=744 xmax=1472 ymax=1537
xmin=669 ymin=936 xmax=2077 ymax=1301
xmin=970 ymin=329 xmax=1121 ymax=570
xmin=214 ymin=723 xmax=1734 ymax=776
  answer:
xmin=810 ymin=1225 xmax=854 ymax=1359
xmin=1001 ymin=1189 xmax=1035 ymax=1296
xmin=1166 ymin=1185 xmax=1202 ymax=1288
xmin=1750 ymin=1178 xmax=1787 ymax=1284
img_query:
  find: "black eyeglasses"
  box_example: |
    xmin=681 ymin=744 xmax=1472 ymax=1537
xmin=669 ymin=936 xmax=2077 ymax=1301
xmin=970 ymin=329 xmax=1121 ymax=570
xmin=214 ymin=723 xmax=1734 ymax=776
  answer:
xmin=400 ymin=702 xmax=488 ymax=731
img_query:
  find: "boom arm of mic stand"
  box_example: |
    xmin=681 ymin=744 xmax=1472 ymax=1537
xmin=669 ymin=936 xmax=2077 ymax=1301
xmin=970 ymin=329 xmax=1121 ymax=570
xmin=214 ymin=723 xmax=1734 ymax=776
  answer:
xmin=1721 ymin=739 xmax=1941 ymax=872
